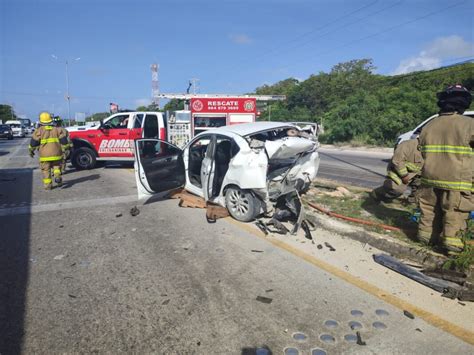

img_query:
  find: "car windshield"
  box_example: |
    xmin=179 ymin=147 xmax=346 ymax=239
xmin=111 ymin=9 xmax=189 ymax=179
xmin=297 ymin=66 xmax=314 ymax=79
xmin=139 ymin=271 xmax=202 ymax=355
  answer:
xmin=9 ymin=124 xmax=21 ymax=128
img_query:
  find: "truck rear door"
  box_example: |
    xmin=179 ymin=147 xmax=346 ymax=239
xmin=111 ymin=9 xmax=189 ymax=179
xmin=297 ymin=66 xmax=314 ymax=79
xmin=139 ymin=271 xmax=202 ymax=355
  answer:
xmin=142 ymin=113 xmax=166 ymax=140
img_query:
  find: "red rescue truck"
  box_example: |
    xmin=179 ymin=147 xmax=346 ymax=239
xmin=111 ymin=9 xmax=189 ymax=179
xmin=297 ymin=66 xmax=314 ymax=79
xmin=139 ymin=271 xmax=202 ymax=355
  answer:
xmin=68 ymin=95 xmax=285 ymax=169
xmin=68 ymin=111 xmax=166 ymax=169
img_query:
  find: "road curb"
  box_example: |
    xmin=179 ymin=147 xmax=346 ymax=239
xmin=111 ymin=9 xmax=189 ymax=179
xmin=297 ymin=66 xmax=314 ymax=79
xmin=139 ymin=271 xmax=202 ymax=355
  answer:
xmin=305 ymin=210 xmax=448 ymax=268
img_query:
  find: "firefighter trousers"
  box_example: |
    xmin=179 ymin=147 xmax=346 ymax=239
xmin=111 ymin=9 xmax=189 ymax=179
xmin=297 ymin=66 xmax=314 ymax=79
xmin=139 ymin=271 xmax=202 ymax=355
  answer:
xmin=418 ymin=186 xmax=472 ymax=251
xmin=40 ymin=160 xmax=62 ymax=189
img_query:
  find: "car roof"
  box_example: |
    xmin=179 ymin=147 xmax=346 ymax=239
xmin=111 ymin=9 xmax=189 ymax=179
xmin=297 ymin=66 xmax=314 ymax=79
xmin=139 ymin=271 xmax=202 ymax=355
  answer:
xmin=207 ymin=121 xmax=296 ymax=137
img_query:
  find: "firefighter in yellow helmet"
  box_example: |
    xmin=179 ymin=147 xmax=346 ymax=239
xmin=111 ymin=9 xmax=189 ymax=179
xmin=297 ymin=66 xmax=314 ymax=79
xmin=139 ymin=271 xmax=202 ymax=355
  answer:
xmin=53 ymin=116 xmax=71 ymax=174
xmin=417 ymin=84 xmax=473 ymax=253
xmin=29 ymin=112 xmax=70 ymax=190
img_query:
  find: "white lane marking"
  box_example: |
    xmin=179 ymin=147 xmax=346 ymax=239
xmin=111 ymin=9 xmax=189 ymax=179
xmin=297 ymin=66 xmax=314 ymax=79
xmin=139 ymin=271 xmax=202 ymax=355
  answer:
xmin=0 ymin=194 xmax=138 ymax=217
xmin=0 ymin=139 xmax=29 ymax=169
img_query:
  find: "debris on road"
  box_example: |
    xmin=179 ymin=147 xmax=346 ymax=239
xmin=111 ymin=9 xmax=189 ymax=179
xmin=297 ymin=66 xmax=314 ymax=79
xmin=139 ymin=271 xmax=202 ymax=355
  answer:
xmin=373 ymin=253 xmax=461 ymax=293
xmin=115 ymin=213 xmax=122 ymax=218
xmin=301 ymin=220 xmax=313 ymax=240
xmin=205 ymin=202 xmax=229 ymax=222
xmin=256 ymin=295 xmax=273 ymax=304
xmin=403 ymin=310 xmax=415 ymax=319
xmin=171 ymin=190 xmax=206 ymax=208
xmin=251 ymin=250 xmax=264 ymax=253
xmin=130 ymin=206 xmax=140 ymax=216
xmin=324 ymin=242 xmax=336 ymax=251
xmin=53 ymin=254 xmax=65 ymax=260
xmin=162 ymin=299 xmax=170 ymax=305
xmin=422 ymin=268 xmax=467 ymax=286
xmin=317 ymin=244 xmax=323 ymax=249
xmin=68 ymin=294 xmax=77 ymax=299
xmin=442 ymin=287 xmax=474 ymax=302
xmin=356 ymin=331 xmax=366 ymax=345
xmin=255 ymin=220 xmax=269 ymax=235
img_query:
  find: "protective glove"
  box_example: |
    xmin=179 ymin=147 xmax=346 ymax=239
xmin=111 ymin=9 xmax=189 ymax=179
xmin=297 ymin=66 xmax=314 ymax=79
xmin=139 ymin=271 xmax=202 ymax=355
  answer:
xmin=401 ymin=175 xmax=410 ymax=185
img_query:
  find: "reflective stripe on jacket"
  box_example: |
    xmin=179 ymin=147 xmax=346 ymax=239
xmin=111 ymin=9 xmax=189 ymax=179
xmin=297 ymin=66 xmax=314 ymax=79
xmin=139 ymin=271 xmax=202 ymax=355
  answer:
xmin=387 ymin=138 xmax=423 ymax=184
xmin=419 ymin=112 xmax=473 ymax=192
xmin=30 ymin=125 xmax=68 ymax=161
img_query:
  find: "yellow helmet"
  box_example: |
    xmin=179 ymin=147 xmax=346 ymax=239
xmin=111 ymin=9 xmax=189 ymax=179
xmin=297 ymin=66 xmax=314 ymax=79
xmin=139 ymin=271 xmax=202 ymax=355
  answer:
xmin=39 ymin=112 xmax=52 ymax=124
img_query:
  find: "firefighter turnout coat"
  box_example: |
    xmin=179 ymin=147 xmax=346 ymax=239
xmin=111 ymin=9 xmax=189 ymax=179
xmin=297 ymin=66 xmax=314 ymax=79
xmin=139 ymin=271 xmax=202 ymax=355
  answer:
xmin=29 ymin=125 xmax=69 ymax=162
xmin=387 ymin=138 xmax=423 ymax=185
xmin=419 ymin=112 xmax=473 ymax=192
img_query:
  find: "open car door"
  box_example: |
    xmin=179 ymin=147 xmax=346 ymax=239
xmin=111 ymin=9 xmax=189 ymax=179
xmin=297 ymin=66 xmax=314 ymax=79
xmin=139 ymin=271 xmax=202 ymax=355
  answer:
xmin=134 ymin=139 xmax=185 ymax=199
xmin=201 ymin=135 xmax=216 ymax=201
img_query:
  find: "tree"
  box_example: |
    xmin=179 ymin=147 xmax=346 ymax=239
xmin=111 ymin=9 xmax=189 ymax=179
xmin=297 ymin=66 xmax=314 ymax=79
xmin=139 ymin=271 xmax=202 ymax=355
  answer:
xmin=0 ymin=104 xmax=16 ymax=123
xmin=163 ymin=99 xmax=185 ymax=112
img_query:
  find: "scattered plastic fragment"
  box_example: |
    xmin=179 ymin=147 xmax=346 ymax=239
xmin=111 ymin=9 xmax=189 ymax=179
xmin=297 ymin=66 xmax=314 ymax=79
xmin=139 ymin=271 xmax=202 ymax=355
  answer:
xmin=256 ymin=296 xmax=273 ymax=304
xmin=324 ymin=242 xmax=336 ymax=251
xmin=130 ymin=206 xmax=140 ymax=216
xmin=356 ymin=331 xmax=366 ymax=345
xmin=403 ymin=310 xmax=415 ymax=319
xmin=251 ymin=250 xmax=264 ymax=253
xmin=115 ymin=213 xmax=122 ymax=218
xmin=53 ymin=254 xmax=65 ymax=260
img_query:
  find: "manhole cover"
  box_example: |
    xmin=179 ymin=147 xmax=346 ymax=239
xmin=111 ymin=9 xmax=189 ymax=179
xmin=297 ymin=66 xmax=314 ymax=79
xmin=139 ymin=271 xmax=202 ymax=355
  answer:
xmin=292 ymin=332 xmax=307 ymax=341
xmin=373 ymin=321 xmax=387 ymax=329
xmin=349 ymin=321 xmax=363 ymax=330
xmin=350 ymin=310 xmax=364 ymax=317
xmin=324 ymin=320 xmax=339 ymax=329
xmin=284 ymin=347 xmax=299 ymax=355
xmin=344 ymin=334 xmax=358 ymax=343
xmin=375 ymin=309 xmax=389 ymax=316
xmin=320 ymin=334 xmax=336 ymax=344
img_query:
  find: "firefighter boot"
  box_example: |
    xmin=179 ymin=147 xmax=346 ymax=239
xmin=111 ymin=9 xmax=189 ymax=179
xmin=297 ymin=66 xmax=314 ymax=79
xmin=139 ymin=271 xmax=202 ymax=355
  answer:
xmin=40 ymin=162 xmax=53 ymax=190
xmin=53 ymin=164 xmax=63 ymax=187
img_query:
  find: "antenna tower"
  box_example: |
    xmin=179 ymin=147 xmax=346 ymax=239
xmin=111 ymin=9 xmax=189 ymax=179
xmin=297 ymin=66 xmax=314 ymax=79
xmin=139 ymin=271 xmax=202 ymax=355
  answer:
xmin=151 ymin=63 xmax=159 ymax=108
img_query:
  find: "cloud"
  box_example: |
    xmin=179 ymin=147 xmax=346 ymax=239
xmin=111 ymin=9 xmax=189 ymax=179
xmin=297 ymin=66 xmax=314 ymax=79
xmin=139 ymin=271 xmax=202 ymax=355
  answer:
xmin=134 ymin=98 xmax=151 ymax=107
xmin=229 ymin=34 xmax=253 ymax=45
xmin=392 ymin=35 xmax=474 ymax=74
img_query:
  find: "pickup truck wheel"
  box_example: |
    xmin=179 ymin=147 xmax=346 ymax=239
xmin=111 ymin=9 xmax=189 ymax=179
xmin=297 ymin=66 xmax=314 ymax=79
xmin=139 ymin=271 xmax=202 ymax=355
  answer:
xmin=225 ymin=187 xmax=260 ymax=222
xmin=71 ymin=147 xmax=96 ymax=170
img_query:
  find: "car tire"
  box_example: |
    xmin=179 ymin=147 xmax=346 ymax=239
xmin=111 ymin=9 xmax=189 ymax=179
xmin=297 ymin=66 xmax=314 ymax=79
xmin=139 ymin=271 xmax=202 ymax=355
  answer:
xmin=71 ymin=147 xmax=96 ymax=170
xmin=225 ymin=186 xmax=261 ymax=222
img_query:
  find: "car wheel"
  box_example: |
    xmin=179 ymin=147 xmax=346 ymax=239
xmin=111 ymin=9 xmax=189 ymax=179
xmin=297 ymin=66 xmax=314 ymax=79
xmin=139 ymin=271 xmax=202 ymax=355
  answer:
xmin=71 ymin=147 xmax=96 ymax=170
xmin=225 ymin=186 xmax=260 ymax=222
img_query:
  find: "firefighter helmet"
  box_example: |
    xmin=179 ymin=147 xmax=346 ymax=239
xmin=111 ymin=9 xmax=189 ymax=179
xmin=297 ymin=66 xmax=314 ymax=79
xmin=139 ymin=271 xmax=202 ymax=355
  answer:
xmin=437 ymin=84 xmax=472 ymax=113
xmin=53 ymin=116 xmax=63 ymax=126
xmin=39 ymin=111 xmax=53 ymax=124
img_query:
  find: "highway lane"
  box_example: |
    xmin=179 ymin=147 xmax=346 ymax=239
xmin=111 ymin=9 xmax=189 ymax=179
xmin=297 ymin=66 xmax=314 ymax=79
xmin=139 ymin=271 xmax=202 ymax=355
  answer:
xmin=1 ymin=139 xmax=472 ymax=354
xmin=318 ymin=147 xmax=392 ymax=189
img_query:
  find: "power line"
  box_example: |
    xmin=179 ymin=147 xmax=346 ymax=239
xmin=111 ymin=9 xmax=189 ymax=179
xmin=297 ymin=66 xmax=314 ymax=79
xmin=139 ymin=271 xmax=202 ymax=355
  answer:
xmin=274 ymin=0 xmax=468 ymax=73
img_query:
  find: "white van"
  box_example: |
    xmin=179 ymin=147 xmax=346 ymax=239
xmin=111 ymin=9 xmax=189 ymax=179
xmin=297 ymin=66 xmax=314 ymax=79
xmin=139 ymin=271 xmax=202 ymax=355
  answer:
xmin=396 ymin=110 xmax=474 ymax=147
xmin=5 ymin=120 xmax=26 ymax=138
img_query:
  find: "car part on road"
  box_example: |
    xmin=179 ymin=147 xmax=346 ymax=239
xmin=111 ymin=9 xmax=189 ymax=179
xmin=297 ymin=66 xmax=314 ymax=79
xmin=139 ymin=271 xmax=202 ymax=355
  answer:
xmin=225 ymin=186 xmax=260 ymax=222
xmin=206 ymin=202 xmax=230 ymax=223
xmin=421 ymin=268 xmax=467 ymax=286
xmin=255 ymin=295 xmax=273 ymax=304
xmin=373 ymin=253 xmax=461 ymax=293
xmin=71 ymin=147 xmax=97 ymax=170
xmin=130 ymin=206 xmax=140 ymax=216
xmin=301 ymin=220 xmax=313 ymax=240
xmin=324 ymin=242 xmax=336 ymax=251
xmin=255 ymin=220 xmax=269 ymax=235
xmin=356 ymin=331 xmax=367 ymax=345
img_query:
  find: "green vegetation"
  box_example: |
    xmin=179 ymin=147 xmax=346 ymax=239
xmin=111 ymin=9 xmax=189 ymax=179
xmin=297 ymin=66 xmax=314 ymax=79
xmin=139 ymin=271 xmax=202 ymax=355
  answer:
xmin=0 ymin=104 xmax=17 ymax=123
xmin=443 ymin=220 xmax=473 ymax=271
xmin=254 ymin=59 xmax=473 ymax=146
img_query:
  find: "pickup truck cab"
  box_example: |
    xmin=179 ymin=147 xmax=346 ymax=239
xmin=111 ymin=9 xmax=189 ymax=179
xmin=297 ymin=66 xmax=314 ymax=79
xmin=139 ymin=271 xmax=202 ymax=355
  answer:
xmin=68 ymin=111 xmax=166 ymax=169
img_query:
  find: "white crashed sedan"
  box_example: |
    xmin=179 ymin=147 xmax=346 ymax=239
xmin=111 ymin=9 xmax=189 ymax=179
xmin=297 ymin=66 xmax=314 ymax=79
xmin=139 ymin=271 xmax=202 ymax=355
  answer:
xmin=134 ymin=121 xmax=320 ymax=222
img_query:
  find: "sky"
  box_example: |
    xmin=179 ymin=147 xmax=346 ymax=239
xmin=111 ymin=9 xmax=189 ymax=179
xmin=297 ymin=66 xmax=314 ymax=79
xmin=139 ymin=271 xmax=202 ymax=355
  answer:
xmin=0 ymin=0 xmax=473 ymax=120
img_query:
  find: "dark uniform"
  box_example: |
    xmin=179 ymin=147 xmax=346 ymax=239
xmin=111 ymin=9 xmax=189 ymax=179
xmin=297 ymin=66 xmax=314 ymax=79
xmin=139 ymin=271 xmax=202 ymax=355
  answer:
xmin=417 ymin=85 xmax=473 ymax=253
xmin=372 ymin=138 xmax=423 ymax=202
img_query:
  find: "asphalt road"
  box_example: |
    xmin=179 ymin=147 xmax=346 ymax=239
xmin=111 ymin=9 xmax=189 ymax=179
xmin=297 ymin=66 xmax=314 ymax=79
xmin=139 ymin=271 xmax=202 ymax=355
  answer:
xmin=0 ymin=138 xmax=471 ymax=354
xmin=317 ymin=148 xmax=391 ymax=189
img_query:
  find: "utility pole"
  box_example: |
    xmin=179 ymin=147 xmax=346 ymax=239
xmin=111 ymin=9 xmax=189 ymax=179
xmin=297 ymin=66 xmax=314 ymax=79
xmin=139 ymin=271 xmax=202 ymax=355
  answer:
xmin=189 ymin=78 xmax=200 ymax=94
xmin=151 ymin=63 xmax=159 ymax=108
xmin=51 ymin=55 xmax=80 ymax=125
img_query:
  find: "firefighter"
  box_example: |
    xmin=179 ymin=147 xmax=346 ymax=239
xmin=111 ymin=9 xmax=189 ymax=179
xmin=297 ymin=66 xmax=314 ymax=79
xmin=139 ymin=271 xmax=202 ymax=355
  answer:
xmin=372 ymin=137 xmax=423 ymax=202
xmin=29 ymin=112 xmax=69 ymax=190
xmin=417 ymin=84 xmax=473 ymax=253
xmin=53 ymin=116 xmax=71 ymax=173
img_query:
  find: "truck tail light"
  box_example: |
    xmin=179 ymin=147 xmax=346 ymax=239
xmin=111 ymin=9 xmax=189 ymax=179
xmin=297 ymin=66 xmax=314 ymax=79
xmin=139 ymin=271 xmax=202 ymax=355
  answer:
xmin=159 ymin=127 xmax=166 ymax=141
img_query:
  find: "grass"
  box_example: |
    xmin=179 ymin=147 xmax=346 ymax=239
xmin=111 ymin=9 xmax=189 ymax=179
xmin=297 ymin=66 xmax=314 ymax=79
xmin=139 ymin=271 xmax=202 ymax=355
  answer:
xmin=306 ymin=180 xmax=474 ymax=271
xmin=305 ymin=181 xmax=423 ymax=244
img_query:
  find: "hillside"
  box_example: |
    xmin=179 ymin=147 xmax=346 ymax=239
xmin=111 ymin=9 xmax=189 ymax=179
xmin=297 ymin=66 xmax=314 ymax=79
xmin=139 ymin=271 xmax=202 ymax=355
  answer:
xmin=253 ymin=59 xmax=474 ymax=146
